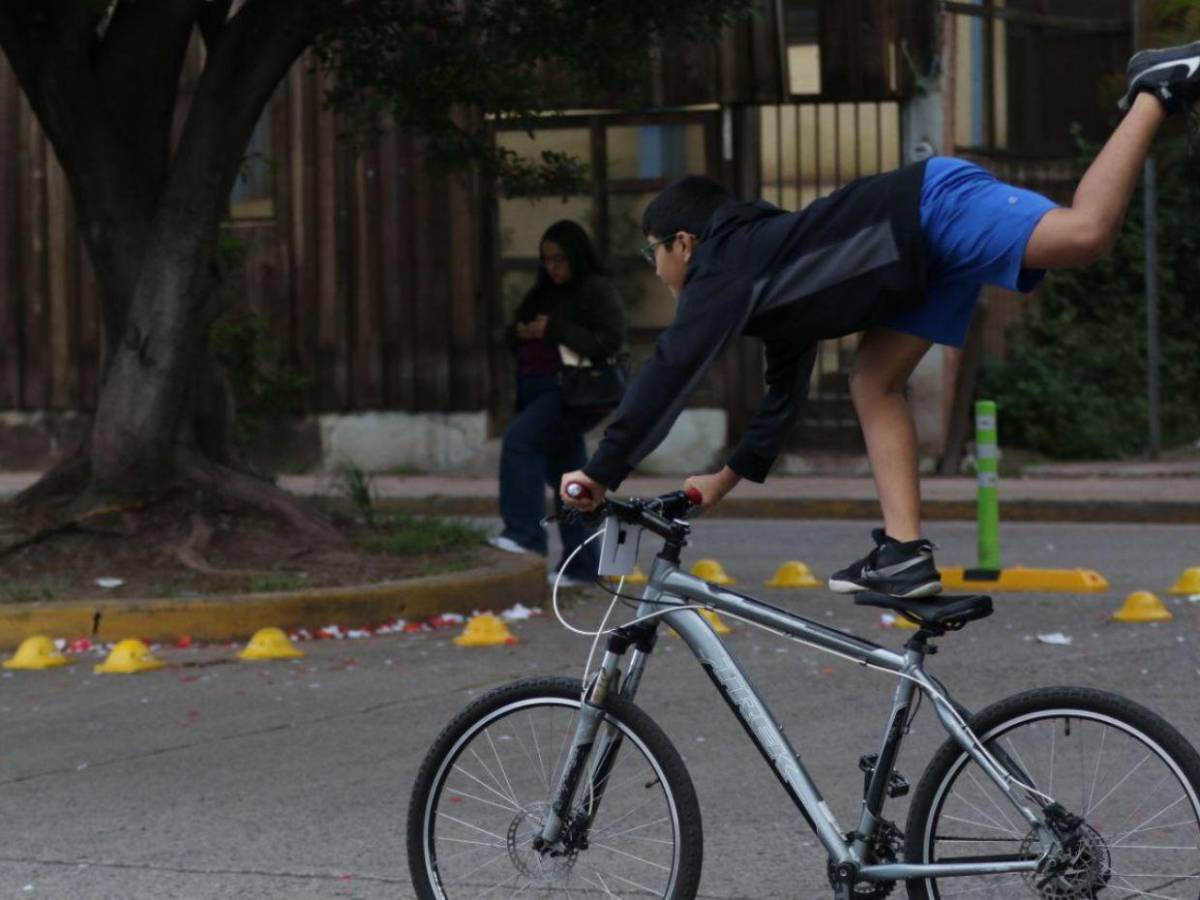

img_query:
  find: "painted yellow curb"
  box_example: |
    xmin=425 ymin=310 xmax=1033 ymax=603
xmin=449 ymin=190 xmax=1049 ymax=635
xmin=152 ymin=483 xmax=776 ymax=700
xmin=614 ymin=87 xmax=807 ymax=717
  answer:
xmin=0 ymin=552 xmax=545 ymax=650
xmin=940 ymin=566 xmax=1109 ymax=593
xmin=765 ymin=561 xmax=820 ymax=589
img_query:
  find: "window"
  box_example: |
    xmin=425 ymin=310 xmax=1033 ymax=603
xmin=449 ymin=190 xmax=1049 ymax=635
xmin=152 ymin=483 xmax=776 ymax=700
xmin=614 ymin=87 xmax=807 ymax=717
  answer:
xmin=229 ymin=114 xmax=275 ymax=220
xmin=782 ymin=0 xmax=821 ymax=96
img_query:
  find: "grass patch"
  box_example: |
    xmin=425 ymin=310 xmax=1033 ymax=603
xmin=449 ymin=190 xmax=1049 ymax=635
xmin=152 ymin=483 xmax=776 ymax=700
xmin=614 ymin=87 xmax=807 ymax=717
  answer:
xmin=0 ymin=582 xmax=60 ymax=603
xmin=365 ymin=515 xmax=486 ymax=557
xmin=249 ymin=574 xmax=309 ymax=593
xmin=409 ymin=557 xmax=478 ymax=577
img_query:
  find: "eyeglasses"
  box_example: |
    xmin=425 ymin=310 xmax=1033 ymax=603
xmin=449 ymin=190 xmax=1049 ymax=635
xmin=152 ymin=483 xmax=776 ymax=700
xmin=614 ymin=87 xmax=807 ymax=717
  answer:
xmin=639 ymin=235 xmax=676 ymax=266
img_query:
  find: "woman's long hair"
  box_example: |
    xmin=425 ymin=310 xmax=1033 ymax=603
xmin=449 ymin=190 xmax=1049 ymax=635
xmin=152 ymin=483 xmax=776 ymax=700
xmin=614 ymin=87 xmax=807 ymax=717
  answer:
xmin=531 ymin=220 xmax=604 ymax=292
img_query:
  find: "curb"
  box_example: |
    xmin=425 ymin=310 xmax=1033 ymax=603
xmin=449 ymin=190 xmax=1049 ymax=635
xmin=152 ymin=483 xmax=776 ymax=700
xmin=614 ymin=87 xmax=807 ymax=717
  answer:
xmin=0 ymin=551 xmax=546 ymax=651
xmin=375 ymin=497 xmax=1200 ymax=524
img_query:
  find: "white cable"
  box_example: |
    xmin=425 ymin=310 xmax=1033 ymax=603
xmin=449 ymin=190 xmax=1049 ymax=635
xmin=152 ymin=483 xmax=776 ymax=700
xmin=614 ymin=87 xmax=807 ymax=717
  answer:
xmin=552 ymin=516 xmax=1051 ymax=810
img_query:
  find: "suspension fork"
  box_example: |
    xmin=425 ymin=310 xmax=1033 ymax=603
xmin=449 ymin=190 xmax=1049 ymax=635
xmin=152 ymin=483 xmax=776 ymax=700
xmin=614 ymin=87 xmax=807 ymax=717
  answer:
xmin=537 ymin=623 xmax=658 ymax=847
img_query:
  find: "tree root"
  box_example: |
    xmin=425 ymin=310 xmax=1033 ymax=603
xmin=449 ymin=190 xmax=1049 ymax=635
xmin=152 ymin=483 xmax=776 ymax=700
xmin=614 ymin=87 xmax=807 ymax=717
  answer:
xmin=1 ymin=455 xmax=345 ymax=560
xmin=180 ymin=458 xmax=346 ymax=547
xmin=172 ymin=515 xmax=268 ymax=578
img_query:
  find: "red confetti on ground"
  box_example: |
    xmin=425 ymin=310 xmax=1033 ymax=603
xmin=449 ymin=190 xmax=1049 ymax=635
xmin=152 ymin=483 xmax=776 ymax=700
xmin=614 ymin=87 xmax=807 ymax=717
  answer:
xmin=449 ymin=796 xmax=463 ymax=805
xmin=67 ymin=638 xmax=93 ymax=654
xmin=175 ymin=635 xmax=193 ymax=649
xmin=505 ymin=637 xmax=518 ymax=645
xmin=178 ymin=674 xmax=201 ymax=684
xmin=403 ymin=622 xmax=427 ymax=633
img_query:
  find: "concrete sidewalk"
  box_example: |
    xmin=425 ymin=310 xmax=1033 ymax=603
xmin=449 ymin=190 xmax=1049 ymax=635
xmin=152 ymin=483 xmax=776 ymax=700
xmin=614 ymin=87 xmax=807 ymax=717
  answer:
xmin=5 ymin=469 xmax=1199 ymax=522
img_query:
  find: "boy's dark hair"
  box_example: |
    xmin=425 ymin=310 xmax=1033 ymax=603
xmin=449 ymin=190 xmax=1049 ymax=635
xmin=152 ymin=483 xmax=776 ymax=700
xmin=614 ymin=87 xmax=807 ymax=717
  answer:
xmin=641 ymin=175 xmax=733 ymax=239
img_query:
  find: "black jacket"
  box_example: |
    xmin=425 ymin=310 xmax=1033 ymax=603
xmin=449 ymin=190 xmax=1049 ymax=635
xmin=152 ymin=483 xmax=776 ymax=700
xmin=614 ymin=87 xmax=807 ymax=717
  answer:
xmin=584 ymin=160 xmax=929 ymax=489
xmin=507 ymin=273 xmax=627 ymax=363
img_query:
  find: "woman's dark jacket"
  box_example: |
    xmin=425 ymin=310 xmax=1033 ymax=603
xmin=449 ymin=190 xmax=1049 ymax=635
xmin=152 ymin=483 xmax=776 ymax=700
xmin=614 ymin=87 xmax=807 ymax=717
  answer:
xmin=507 ymin=273 xmax=627 ymax=364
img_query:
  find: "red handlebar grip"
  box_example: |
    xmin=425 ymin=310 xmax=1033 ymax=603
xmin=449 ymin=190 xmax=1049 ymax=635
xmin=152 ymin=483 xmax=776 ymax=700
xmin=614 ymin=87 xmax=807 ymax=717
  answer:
xmin=684 ymin=486 xmax=703 ymax=506
xmin=565 ymin=482 xmax=593 ymax=500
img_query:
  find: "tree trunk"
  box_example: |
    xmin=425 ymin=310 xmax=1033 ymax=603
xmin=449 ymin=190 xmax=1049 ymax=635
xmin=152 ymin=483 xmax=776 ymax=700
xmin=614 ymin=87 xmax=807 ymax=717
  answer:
xmin=90 ymin=230 xmax=222 ymax=494
xmin=0 ymin=3 xmax=334 ymax=553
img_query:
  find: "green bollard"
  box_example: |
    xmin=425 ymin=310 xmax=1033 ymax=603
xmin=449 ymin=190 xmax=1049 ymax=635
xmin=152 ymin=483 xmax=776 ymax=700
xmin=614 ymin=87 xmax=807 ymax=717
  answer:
xmin=970 ymin=400 xmax=1001 ymax=579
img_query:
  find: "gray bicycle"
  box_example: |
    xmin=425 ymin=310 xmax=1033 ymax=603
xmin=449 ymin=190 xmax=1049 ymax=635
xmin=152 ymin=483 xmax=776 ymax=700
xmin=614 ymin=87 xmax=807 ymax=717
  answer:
xmin=407 ymin=489 xmax=1200 ymax=899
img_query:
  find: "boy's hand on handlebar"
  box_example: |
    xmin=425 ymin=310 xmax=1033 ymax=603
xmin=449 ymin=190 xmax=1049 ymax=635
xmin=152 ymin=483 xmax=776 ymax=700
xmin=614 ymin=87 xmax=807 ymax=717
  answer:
xmin=684 ymin=466 xmax=741 ymax=512
xmin=560 ymin=470 xmax=606 ymax=512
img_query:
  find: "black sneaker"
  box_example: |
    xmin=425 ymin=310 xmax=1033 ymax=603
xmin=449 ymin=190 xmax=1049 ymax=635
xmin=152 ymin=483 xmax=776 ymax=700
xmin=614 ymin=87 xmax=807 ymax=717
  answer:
xmin=1119 ymin=40 xmax=1200 ymax=113
xmin=828 ymin=528 xmax=942 ymax=598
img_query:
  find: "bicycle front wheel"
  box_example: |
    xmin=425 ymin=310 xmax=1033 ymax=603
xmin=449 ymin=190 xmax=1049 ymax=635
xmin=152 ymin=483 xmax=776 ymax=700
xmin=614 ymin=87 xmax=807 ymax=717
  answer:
xmin=905 ymin=686 xmax=1200 ymax=899
xmin=407 ymin=676 xmax=703 ymax=899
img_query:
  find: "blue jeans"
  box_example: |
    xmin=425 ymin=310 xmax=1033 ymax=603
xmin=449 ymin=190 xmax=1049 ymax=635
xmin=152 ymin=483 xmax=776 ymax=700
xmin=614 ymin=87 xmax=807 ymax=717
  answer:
xmin=499 ymin=376 xmax=602 ymax=576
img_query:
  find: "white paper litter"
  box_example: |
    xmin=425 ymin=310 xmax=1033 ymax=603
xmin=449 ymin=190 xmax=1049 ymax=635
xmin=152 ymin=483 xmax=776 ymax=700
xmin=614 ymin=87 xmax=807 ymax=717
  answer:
xmin=501 ymin=604 xmax=535 ymax=622
xmin=1036 ymin=632 xmax=1073 ymax=646
xmin=95 ymin=577 xmax=124 ymax=589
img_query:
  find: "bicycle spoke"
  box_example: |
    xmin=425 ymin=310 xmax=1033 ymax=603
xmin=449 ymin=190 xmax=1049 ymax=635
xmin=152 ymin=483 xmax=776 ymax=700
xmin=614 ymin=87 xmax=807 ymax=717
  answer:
xmin=419 ymin=692 xmax=682 ymax=898
xmin=922 ymin=704 xmax=1200 ymax=898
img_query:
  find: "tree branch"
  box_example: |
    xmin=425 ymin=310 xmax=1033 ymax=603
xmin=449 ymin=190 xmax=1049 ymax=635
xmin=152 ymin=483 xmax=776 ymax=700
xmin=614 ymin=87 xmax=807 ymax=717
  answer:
xmin=97 ymin=0 xmax=207 ymax=201
xmin=0 ymin=1 xmax=152 ymax=315
xmin=160 ymin=0 xmax=318 ymax=240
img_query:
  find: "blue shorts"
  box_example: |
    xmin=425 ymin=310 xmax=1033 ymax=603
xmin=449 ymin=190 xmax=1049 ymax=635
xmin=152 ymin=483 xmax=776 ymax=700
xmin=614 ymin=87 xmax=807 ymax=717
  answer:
xmin=882 ymin=157 xmax=1059 ymax=347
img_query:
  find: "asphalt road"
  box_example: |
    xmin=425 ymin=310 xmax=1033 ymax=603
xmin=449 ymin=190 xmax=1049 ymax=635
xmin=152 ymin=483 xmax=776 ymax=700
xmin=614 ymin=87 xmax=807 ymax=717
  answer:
xmin=2 ymin=519 xmax=1200 ymax=899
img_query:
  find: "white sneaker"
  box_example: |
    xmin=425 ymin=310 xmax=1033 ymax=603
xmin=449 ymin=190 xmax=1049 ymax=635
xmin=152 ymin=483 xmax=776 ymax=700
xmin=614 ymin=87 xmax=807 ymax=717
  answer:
xmin=488 ymin=536 xmax=532 ymax=555
xmin=546 ymin=571 xmax=593 ymax=589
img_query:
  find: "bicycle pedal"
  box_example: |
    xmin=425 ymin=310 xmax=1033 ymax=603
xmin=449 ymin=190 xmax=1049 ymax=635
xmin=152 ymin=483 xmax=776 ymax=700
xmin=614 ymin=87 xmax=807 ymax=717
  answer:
xmin=858 ymin=753 xmax=911 ymax=798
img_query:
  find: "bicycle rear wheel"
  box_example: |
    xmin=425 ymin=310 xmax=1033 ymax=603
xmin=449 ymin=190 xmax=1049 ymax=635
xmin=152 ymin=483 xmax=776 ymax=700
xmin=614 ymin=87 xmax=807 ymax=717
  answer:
xmin=407 ymin=676 xmax=703 ymax=898
xmin=905 ymin=686 xmax=1200 ymax=899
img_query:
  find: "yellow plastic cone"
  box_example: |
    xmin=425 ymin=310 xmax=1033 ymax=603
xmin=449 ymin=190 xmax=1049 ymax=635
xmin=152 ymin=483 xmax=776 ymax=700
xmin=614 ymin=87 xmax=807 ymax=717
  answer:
xmin=765 ymin=562 xmax=820 ymax=589
xmin=605 ymin=565 xmax=648 ymax=585
xmin=94 ymin=639 xmax=167 ymax=674
xmin=699 ymin=608 xmax=732 ymax=634
xmin=3 ymin=635 xmax=70 ymax=670
xmin=669 ymin=607 xmax=732 ymax=638
xmin=691 ymin=559 xmax=735 ymax=585
xmin=1111 ymin=591 xmax=1173 ymax=623
xmin=238 ymin=627 xmax=305 ymax=661
xmin=1168 ymin=567 xmax=1200 ymax=596
xmin=453 ymin=613 xmax=517 ymax=647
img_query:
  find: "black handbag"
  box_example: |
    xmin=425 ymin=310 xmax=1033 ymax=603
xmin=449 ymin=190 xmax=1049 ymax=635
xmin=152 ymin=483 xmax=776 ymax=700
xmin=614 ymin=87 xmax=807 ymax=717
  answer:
xmin=558 ymin=352 xmax=630 ymax=411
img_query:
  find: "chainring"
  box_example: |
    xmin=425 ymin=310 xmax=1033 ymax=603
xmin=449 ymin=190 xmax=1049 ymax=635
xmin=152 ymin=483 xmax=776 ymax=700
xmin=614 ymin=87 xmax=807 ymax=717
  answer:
xmin=826 ymin=822 xmax=903 ymax=900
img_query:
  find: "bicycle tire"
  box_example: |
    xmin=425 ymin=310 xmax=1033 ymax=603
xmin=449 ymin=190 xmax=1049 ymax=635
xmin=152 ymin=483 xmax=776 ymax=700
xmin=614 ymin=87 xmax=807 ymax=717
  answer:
xmin=904 ymin=686 xmax=1200 ymax=899
xmin=407 ymin=676 xmax=704 ymax=899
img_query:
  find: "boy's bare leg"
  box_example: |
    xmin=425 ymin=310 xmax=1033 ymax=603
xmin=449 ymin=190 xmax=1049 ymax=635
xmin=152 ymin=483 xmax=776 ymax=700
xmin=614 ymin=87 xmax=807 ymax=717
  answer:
xmin=850 ymin=328 xmax=934 ymax=543
xmin=1024 ymin=93 xmax=1167 ymax=269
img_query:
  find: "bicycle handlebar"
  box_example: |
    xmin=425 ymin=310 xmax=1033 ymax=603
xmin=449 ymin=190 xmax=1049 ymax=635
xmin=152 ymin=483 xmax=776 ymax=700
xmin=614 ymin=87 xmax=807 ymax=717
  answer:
xmin=564 ymin=482 xmax=702 ymax=542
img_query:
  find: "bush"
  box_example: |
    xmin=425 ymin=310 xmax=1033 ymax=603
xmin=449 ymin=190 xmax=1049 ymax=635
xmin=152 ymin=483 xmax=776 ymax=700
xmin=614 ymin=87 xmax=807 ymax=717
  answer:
xmin=979 ymin=132 xmax=1200 ymax=458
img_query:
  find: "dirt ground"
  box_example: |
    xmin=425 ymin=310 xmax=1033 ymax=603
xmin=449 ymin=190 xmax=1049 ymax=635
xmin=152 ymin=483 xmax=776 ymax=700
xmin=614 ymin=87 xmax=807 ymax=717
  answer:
xmin=0 ymin=493 xmax=485 ymax=604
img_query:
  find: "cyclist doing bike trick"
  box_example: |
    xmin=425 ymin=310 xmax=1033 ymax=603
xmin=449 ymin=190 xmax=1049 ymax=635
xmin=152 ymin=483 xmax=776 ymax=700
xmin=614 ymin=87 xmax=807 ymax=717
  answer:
xmin=561 ymin=41 xmax=1200 ymax=599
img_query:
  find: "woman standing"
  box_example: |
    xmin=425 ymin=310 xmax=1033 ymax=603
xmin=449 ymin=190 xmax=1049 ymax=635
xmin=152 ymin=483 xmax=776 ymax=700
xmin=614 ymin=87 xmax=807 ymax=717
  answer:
xmin=488 ymin=220 xmax=627 ymax=586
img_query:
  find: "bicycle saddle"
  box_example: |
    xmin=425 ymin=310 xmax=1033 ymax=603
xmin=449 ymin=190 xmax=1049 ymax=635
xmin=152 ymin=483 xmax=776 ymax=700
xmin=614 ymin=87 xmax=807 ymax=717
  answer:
xmin=853 ymin=591 xmax=993 ymax=630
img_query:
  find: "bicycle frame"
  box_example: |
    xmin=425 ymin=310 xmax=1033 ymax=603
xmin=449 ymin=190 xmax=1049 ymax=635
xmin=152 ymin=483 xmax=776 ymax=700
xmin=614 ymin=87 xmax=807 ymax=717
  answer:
xmin=539 ymin=550 xmax=1061 ymax=887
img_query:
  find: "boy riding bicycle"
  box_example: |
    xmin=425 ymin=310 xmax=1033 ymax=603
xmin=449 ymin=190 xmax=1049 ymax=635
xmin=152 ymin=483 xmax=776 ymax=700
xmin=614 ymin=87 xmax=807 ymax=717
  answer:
xmin=560 ymin=42 xmax=1200 ymax=598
